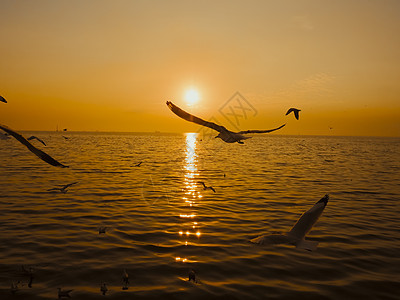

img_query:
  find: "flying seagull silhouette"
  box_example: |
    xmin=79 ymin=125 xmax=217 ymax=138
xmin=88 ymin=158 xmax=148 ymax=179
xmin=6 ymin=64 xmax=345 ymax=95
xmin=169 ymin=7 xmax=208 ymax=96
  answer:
xmin=48 ymin=182 xmax=78 ymax=193
xmin=0 ymin=95 xmax=7 ymax=103
xmin=135 ymin=162 xmax=142 ymax=167
xmin=166 ymin=101 xmax=286 ymax=144
xmin=285 ymin=108 xmax=301 ymax=120
xmin=198 ymin=181 xmax=216 ymax=193
xmin=250 ymin=194 xmax=329 ymax=251
xmin=27 ymin=136 xmax=47 ymax=146
xmin=0 ymin=124 xmax=68 ymax=168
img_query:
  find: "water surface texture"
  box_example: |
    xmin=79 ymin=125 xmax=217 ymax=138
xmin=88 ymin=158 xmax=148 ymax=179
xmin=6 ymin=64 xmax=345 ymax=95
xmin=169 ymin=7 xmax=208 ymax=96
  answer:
xmin=1 ymin=132 xmax=399 ymax=299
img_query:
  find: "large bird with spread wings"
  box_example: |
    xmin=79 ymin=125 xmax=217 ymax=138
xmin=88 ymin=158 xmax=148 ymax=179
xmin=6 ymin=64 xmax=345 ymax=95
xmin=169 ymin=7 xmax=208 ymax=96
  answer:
xmin=166 ymin=101 xmax=285 ymax=144
xmin=250 ymin=194 xmax=329 ymax=251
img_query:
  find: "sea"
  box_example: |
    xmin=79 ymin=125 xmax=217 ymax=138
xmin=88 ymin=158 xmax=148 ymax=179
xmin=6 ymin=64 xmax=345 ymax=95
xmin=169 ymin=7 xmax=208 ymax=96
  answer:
xmin=0 ymin=132 xmax=399 ymax=299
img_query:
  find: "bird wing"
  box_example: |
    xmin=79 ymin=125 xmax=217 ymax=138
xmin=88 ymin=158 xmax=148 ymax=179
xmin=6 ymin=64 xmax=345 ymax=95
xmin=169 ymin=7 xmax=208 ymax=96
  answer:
xmin=210 ymin=187 xmax=216 ymax=193
xmin=166 ymin=101 xmax=227 ymax=133
xmin=0 ymin=96 xmax=7 ymax=103
xmin=238 ymin=123 xmax=286 ymax=134
xmin=28 ymin=136 xmax=47 ymax=146
xmin=285 ymin=108 xmax=294 ymax=116
xmin=62 ymin=182 xmax=78 ymax=189
xmin=0 ymin=124 xmax=68 ymax=168
xmin=294 ymin=110 xmax=299 ymax=120
xmin=288 ymin=194 xmax=329 ymax=240
xmin=198 ymin=182 xmax=206 ymax=188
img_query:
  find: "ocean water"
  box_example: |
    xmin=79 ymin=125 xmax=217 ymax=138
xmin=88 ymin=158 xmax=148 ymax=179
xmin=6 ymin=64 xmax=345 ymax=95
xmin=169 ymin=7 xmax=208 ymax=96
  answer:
xmin=0 ymin=132 xmax=399 ymax=299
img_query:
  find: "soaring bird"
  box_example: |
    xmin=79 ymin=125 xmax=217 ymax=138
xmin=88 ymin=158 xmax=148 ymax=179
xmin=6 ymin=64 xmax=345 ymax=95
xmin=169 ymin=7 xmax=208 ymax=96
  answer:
xmin=0 ymin=95 xmax=7 ymax=103
xmin=0 ymin=124 xmax=68 ymax=168
xmin=250 ymin=194 xmax=329 ymax=251
xmin=198 ymin=181 xmax=216 ymax=193
xmin=166 ymin=101 xmax=285 ymax=144
xmin=27 ymin=135 xmax=47 ymax=146
xmin=47 ymin=182 xmax=78 ymax=193
xmin=285 ymin=108 xmax=301 ymax=120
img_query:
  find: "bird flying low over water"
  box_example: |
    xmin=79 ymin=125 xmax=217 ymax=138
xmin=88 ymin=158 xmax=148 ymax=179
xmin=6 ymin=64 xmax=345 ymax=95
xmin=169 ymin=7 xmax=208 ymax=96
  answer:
xmin=198 ymin=181 xmax=216 ymax=193
xmin=27 ymin=135 xmax=47 ymax=146
xmin=0 ymin=124 xmax=68 ymax=168
xmin=0 ymin=95 xmax=7 ymax=103
xmin=48 ymin=182 xmax=78 ymax=193
xmin=166 ymin=101 xmax=286 ymax=144
xmin=250 ymin=194 xmax=329 ymax=251
xmin=285 ymin=108 xmax=301 ymax=120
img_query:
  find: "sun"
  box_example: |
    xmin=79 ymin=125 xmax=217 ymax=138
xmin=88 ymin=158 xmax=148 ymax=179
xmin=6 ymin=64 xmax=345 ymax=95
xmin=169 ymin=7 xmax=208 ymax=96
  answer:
xmin=184 ymin=88 xmax=200 ymax=106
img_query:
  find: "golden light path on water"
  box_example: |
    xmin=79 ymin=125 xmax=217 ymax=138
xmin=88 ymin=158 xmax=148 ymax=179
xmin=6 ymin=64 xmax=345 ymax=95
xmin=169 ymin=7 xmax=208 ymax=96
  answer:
xmin=176 ymin=133 xmax=202 ymax=264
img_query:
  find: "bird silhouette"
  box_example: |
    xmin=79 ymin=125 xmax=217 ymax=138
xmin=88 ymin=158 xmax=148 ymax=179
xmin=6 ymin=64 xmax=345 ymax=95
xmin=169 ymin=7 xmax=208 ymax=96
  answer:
xmin=0 ymin=95 xmax=7 ymax=103
xmin=166 ymin=101 xmax=285 ymax=144
xmin=47 ymin=182 xmax=78 ymax=193
xmin=27 ymin=136 xmax=47 ymax=146
xmin=198 ymin=181 xmax=216 ymax=193
xmin=285 ymin=108 xmax=301 ymax=120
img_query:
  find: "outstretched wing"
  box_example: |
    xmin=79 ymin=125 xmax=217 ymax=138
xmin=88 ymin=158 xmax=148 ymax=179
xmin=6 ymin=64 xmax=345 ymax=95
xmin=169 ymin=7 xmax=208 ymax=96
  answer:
xmin=0 ymin=95 xmax=7 ymax=103
xmin=28 ymin=136 xmax=47 ymax=146
xmin=166 ymin=101 xmax=226 ymax=133
xmin=285 ymin=108 xmax=295 ymax=115
xmin=62 ymin=182 xmax=78 ymax=189
xmin=288 ymin=194 xmax=329 ymax=240
xmin=0 ymin=124 xmax=68 ymax=168
xmin=238 ymin=123 xmax=286 ymax=134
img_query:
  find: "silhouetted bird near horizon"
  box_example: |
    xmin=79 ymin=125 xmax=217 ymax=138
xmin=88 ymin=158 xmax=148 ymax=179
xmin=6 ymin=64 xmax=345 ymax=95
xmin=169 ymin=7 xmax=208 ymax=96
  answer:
xmin=62 ymin=135 xmax=69 ymax=140
xmin=250 ymin=194 xmax=329 ymax=251
xmin=27 ymin=135 xmax=47 ymax=146
xmin=0 ymin=124 xmax=68 ymax=168
xmin=0 ymin=95 xmax=7 ymax=103
xmin=47 ymin=182 xmax=78 ymax=193
xmin=166 ymin=101 xmax=285 ymax=144
xmin=285 ymin=108 xmax=301 ymax=120
xmin=198 ymin=181 xmax=216 ymax=193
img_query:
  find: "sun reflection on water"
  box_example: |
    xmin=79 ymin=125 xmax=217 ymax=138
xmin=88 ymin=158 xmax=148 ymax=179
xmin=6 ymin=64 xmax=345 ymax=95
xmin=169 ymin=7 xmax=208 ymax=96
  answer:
xmin=176 ymin=132 xmax=202 ymax=263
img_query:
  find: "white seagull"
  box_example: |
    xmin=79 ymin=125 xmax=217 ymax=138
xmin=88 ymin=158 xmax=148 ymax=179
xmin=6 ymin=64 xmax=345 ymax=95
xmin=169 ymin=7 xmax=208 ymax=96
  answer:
xmin=48 ymin=182 xmax=78 ymax=193
xmin=250 ymin=194 xmax=329 ymax=251
xmin=166 ymin=101 xmax=286 ymax=144
xmin=285 ymin=108 xmax=301 ymax=120
xmin=0 ymin=124 xmax=68 ymax=168
xmin=27 ymin=135 xmax=47 ymax=146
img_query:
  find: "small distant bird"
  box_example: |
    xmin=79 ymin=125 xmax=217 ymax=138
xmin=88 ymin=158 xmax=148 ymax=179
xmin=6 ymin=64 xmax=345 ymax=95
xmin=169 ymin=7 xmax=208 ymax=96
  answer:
xmin=63 ymin=128 xmax=67 ymax=132
xmin=58 ymin=288 xmax=72 ymax=298
xmin=0 ymin=95 xmax=7 ymax=103
xmin=62 ymin=135 xmax=69 ymax=140
xmin=223 ymin=173 xmax=226 ymax=178
xmin=122 ymin=269 xmax=129 ymax=290
xmin=198 ymin=181 xmax=216 ymax=193
xmin=0 ymin=124 xmax=68 ymax=168
xmin=166 ymin=101 xmax=285 ymax=144
xmin=285 ymin=108 xmax=301 ymax=120
xmin=98 ymin=227 xmax=107 ymax=234
xmin=250 ymin=194 xmax=329 ymax=251
xmin=27 ymin=135 xmax=47 ymax=146
xmin=135 ymin=162 xmax=142 ymax=167
xmin=47 ymin=182 xmax=78 ymax=193
xmin=100 ymin=282 xmax=108 ymax=295
xmin=188 ymin=269 xmax=196 ymax=282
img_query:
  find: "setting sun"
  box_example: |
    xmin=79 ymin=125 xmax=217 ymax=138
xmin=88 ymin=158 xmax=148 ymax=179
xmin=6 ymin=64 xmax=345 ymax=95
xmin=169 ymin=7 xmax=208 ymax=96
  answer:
xmin=184 ymin=88 xmax=200 ymax=106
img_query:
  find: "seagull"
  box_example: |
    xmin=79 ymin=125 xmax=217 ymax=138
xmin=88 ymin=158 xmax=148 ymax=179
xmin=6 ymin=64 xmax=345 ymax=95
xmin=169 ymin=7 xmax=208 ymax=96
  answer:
xmin=62 ymin=135 xmax=69 ymax=140
xmin=100 ymin=282 xmax=108 ymax=295
xmin=285 ymin=108 xmax=301 ymax=120
xmin=166 ymin=101 xmax=286 ymax=144
xmin=134 ymin=162 xmax=142 ymax=167
xmin=0 ymin=95 xmax=7 ymax=103
xmin=98 ymin=227 xmax=107 ymax=234
xmin=58 ymin=288 xmax=72 ymax=298
xmin=122 ymin=269 xmax=129 ymax=290
xmin=0 ymin=124 xmax=68 ymax=168
xmin=250 ymin=194 xmax=329 ymax=251
xmin=48 ymin=182 xmax=78 ymax=193
xmin=27 ymin=135 xmax=47 ymax=146
xmin=198 ymin=181 xmax=216 ymax=193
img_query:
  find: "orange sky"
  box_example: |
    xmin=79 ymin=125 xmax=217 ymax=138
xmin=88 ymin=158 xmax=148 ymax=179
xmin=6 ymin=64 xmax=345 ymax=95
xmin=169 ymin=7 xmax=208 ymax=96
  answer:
xmin=1 ymin=0 xmax=399 ymax=136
